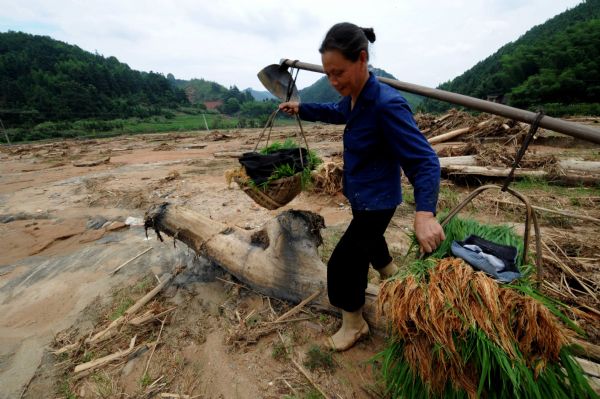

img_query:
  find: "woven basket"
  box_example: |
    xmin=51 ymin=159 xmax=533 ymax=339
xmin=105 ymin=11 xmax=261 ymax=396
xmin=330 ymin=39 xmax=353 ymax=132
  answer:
xmin=234 ymin=173 xmax=302 ymax=210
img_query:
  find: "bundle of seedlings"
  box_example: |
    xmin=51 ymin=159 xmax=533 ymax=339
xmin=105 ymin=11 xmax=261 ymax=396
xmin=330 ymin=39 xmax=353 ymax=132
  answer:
xmin=229 ymin=139 xmax=322 ymax=209
xmin=376 ymin=216 xmax=597 ymax=399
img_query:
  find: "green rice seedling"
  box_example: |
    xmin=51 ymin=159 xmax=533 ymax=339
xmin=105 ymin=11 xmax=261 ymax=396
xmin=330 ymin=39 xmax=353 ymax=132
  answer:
xmin=253 ymin=140 xmax=323 ymax=191
xmin=374 ymin=216 xmax=598 ymax=399
xmin=260 ymin=138 xmax=297 ymax=154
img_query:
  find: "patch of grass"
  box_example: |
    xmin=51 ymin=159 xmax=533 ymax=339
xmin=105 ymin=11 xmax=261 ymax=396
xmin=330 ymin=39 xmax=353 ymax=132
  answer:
xmin=118 ymin=113 xmax=239 ymax=133
xmin=543 ymin=214 xmax=574 ymax=229
xmin=318 ymin=228 xmax=343 ymax=263
xmin=283 ymin=389 xmax=324 ymax=399
xmin=109 ymin=295 xmax=134 ymax=321
xmin=290 ymin=325 xmax=308 ymax=345
xmin=510 ymin=176 xmax=550 ymax=191
xmin=133 ymin=276 xmax=153 ymax=294
xmin=303 ymin=390 xmax=325 ymax=399
xmin=140 ymin=372 xmax=152 ymax=389
xmin=271 ymin=342 xmax=288 ymax=361
xmin=438 ymin=184 xmax=461 ymax=212
xmin=245 ymin=312 xmax=261 ymax=327
xmin=303 ymin=345 xmax=336 ymax=372
xmin=58 ymin=379 xmax=76 ymax=399
xmin=512 ymin=177 xmax=600 ymax=199
xmin=81 ymin=350 xmax=94 ymax=363
xmin=402 ymin=186 xmax=415 ymax=205
xmin=92 ymin=372 xmax=115 ymax=398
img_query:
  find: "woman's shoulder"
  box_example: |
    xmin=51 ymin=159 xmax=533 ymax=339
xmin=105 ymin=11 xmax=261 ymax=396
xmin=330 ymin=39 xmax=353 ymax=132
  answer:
xmin=377 ymin=81 xmax=408 ymax=104
xmin=374 ymin=82 xmax=412 ymax=114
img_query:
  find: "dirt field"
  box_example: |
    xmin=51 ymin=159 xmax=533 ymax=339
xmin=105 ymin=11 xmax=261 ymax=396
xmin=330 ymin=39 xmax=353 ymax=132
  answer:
xmin=1 ymin=118 xmax=599 ymax=398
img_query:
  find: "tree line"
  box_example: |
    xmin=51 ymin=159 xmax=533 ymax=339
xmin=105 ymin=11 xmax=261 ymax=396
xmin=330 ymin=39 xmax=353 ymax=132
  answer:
xmin=0 ymin=31 xmax=189 ymax=126
xmin=419 ymin=0 xmax=600 ymax=116
xmin=0 ymin=31 xmax=280 ymax=141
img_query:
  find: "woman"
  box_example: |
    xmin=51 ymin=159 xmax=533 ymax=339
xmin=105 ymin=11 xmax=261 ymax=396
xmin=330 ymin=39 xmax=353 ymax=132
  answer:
xmin=280 ymin=22 xmax=445 ymax=351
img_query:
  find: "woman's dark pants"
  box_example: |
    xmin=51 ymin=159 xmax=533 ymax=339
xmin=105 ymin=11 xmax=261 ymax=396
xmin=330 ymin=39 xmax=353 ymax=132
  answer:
xmin=327 ymin=208 xmax=395 ymax=312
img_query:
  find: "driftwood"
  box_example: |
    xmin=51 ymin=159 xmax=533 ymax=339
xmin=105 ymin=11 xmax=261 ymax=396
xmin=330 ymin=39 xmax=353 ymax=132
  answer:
xmin=442 ymin=163 xmax=600 ymax=185
xmin=86 ymin=273 xmax=173 ymax=344
xmin=72 ymin=157 xmax=110 ymax=167
xmin=74 ymin=336 xmax=137 ymax=373
xmin=427 ymin=119 xmax=492 ymax=145
xmin=428 ymin=127 xmax=472 ymax=145
xmin=445 ymin=164 xmax=547 ymax=178
xmin=573 ymin=338 xmax=600 ymax=364
xmin=560 ymin=159 xmax=600 ymax=174
xmin=128 ymin=306 xmax=177 ymax=326
xmin=213 ymin=151 xmax=244 ymax=158
xmin=577 ymin=356 xmax=600 ymax=378
xmin=110 ymin=247 xmax=153 ymax=275
xmin=439 ymin=155 xmax=480 ymax=168
xmin=291 ymin=358 xmax=329 ymax=398
xmin=274 ymin=290 xmax=321 ymax=322
xmin=144 ymin=204 xmax=382 ymax=326
xmin=439 ymin=155 xmax=600 ymax=175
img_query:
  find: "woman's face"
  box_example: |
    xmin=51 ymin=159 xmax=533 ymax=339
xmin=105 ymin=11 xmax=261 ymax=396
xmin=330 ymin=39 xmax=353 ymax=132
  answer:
xmin=321 ymin=49 xmax=368 ymax=98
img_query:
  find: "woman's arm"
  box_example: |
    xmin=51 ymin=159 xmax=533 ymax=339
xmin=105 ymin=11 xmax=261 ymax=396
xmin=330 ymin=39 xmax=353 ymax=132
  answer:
xmin=378 ymin=97 xmax=445 ymax=253
xmin=279 ymin=101 xmax=347 ymax=124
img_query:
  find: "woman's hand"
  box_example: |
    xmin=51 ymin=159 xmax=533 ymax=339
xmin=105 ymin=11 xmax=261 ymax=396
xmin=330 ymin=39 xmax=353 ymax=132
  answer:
xmin=279 ymin=101 xmax=300 ymax=116
xmin=414 ymin=211 xmax=445 ymax=254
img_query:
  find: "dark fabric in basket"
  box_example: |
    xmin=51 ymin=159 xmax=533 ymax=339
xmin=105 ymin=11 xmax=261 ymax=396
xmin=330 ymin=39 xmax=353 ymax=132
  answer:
xmin=239 ymin=148 xmax=308 ymax=185
xmin=451 ymin=235 xmax=520 ymax=283
xmin=459 ymin=235 xmax=519 ymax=272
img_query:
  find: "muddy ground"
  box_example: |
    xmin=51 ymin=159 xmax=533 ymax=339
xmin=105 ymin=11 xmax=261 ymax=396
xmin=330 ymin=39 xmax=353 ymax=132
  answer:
xmin=1 ymin=119 xmax=599 ymax=398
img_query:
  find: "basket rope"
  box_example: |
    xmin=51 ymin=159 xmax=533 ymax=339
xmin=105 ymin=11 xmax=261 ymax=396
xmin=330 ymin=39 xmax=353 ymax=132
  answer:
xmin=236 ymin=65 xmax=311 ymax=209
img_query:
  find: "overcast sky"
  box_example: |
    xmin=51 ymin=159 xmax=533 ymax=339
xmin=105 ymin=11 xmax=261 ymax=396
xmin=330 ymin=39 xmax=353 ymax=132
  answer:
xmin=1 ymin=0 xmax=583 ymax=91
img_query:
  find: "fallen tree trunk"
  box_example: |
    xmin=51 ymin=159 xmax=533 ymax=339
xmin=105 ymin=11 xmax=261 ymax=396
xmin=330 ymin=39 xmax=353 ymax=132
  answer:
xmin=144 ymin=204 xmax=383 ymax=326
xmin=427 ymin=119 xmax=492 ymax=145
xmin=445 ymin=164 xmax=548 ymax=178
xmin=446 ymin=165 xmax=600 ymax=185
xmin=439 ymin=155 xmax=600 ymax=175
xmin=441 ymin=162 xmax=600 ymax=185
xmin=428 ymin=127 xmax=471 ymax=145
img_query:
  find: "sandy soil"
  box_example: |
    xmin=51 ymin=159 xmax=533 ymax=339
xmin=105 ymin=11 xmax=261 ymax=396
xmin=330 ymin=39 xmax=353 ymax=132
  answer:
xmin=0 ymin=123 xmax=598 ymax=398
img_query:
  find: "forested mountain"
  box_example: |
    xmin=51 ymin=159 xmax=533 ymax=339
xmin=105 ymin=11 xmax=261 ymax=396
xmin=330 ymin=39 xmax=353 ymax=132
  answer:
xmin=168 ymin=75 xmax=227 ymax=103
xmin=245 ymin=88 xmax=276 ymax=101
xmin=0 ymin=31 xmax=188 ymax=126
xmin=299 ymin=67 xmax=424 ymax=110
xmin=420 ymin=0 xmax=600 ymax=115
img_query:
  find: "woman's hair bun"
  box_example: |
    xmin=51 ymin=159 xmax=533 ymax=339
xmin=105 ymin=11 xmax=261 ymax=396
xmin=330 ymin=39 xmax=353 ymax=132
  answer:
xmin=361 ymin=27 xmax=376 ymax=43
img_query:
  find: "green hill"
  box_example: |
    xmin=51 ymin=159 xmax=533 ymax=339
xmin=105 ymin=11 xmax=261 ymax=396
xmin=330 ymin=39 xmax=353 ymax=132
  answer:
xmin=420 ymin=0 xmax=600 ymax=116
xmin=168 ymin=74 xmax=229 ymax=104
xmin=299 ymin=67 xmax=423 ymax=110
xmin=0 ymin=31 xmax=188 ymax=126
xmin=245 ymin=88 xmax=276 ymax=101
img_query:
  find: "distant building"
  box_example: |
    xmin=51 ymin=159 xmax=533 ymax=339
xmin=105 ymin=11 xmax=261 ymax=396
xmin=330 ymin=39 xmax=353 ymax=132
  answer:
xmin=486 ymin=94 xmax=505 ymax=104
